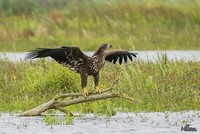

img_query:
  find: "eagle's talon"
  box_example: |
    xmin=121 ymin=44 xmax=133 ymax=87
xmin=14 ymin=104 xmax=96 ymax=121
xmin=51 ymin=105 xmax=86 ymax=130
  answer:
xmin=95 ymin=86 xmax=101 ymax=94
xmin=83 ymin=88 xmax=89 ymax=97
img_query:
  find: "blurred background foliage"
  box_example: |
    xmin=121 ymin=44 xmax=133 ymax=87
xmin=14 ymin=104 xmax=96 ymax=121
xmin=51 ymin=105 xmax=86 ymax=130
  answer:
xmin=0 ymin=0 xmax=200 ymax=51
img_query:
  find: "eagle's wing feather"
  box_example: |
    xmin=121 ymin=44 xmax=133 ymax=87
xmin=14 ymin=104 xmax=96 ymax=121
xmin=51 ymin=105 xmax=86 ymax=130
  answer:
xmin=25 ymin=46 xmax=88 ymax=71
xmin=105 ymin=50 xmax=137 ymax=64
xmin=124 ymin=54 xmax=127 ymax=62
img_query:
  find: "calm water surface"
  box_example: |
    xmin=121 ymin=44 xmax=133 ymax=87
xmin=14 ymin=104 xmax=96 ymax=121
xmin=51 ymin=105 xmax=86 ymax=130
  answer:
xmin=0 ymin=51 xmax=200 ymax=62
xmin=0 ymin=111 xmax=199 ymax=134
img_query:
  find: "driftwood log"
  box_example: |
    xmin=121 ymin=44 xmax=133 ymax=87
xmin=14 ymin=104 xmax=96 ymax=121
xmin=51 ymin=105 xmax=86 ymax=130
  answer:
xmin=19 ymin=78 xmax=136 ymax=116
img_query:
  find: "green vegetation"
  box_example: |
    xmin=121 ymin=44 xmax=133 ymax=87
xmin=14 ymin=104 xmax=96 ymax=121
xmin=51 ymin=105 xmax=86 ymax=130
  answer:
xmin=43 ymin=115 xmax=60 ymax=125
xmin=0 ymin=0 xmax=200 ymax=51
xmin=43 ymin=114 xmax=74 ymax=125
xmin=0 ymin=57 xmax=199 ymax=114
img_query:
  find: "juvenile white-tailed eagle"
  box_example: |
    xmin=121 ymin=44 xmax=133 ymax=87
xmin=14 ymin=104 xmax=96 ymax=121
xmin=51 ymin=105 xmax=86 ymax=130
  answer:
xmin=25 ymin=43 xmax=137 ymax=96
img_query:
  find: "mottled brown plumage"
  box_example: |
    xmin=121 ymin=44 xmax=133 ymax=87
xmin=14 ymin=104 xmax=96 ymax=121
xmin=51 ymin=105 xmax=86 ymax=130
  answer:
xmin=25 ymin=43 xmax=137 ymax=96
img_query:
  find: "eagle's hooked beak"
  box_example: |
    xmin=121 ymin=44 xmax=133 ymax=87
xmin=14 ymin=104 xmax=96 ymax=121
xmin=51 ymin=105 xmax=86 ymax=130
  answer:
xmin=107 ymin=44 xmax=112 ymax=48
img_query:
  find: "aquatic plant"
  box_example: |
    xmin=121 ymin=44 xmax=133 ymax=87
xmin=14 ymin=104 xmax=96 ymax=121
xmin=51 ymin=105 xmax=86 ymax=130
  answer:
xmin=43 ymin=115 xmax=60 ymax=125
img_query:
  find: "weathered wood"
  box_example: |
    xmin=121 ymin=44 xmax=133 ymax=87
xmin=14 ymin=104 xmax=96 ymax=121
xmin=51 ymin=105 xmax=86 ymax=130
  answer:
xmin=51 ymin=92 xmax=120 ymax=108
xmin=19 ymin=78 xmax=136 ymax=116
xmin=19 ymin=98 xmax=56 ymax=116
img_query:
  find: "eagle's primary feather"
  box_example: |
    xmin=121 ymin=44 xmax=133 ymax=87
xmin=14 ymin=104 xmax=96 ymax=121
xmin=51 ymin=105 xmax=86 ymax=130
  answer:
xmin=25 ymin=43 xmax=137 ymax=96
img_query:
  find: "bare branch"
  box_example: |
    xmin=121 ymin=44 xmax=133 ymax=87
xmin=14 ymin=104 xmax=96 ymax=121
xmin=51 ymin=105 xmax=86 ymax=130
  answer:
xmin=19 ymin=98 xmax=56 ymax=116
xmin=19 ymin=78 xmax=136 ymax=117
xmin=51 ymin=92 xmax=119 ymax=108
xmin=100 ymin=78 xmax=119 ymax=93
xmin=54 ymin=107 xmax=74 ymax=116
xmin=54 ymin=78 xmax=119 ymax=100
xmin=120 ymin=93 xmax=138 ymax=103
xmin=54 ymin=92 xmax=82 ymax=100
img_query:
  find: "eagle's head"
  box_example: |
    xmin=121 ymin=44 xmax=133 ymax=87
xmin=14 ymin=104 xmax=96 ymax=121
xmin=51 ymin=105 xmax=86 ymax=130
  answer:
xmin=99 ymin=43 xmax=112 ymax=51
xmin=93 ymin=43 xmax=112 ymax=56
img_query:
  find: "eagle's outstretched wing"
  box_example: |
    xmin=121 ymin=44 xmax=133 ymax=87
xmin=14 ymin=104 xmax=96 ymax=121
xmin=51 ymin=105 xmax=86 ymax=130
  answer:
xmin=104 ymin=50 xmax=137 ymax=64
xmin=25 ymin=46 xmax=89 ymax=72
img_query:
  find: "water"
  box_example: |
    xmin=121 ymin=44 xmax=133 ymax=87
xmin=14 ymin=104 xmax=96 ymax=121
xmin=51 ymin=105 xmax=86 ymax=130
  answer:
xmin=0 ymin=111 xmax=199 ymax=134
xmin=0 ymin=51 xmax=200 ymax=62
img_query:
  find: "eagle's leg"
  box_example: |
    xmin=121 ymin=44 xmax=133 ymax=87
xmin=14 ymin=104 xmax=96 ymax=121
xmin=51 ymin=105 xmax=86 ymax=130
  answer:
xmin=81 ymin=73 xmax=88 ymax=97
xmin=93 ymin=72 xmax=101 ymax=93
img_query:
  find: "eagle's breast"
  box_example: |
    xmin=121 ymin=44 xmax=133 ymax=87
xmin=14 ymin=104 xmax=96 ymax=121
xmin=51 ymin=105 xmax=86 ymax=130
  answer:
xmin=88 ymin=55 xmax=105 ymax=74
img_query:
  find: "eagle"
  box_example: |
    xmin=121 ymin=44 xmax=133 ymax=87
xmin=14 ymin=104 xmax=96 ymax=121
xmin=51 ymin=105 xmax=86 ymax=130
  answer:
xmin=25 ymin=43 xmax=137 ymax=97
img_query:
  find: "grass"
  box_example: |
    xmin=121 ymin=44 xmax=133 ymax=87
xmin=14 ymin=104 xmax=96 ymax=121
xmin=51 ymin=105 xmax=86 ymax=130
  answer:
xmin=0 ymin=0 xmax=200 ymax=51
xmin=0 ymin=57 xmax=199 ymax=114
xmin=43 ymin=114 xmax=74 ymax=125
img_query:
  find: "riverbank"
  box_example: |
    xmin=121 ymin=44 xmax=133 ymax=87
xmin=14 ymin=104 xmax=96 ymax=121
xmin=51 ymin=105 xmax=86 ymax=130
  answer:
xmin=0 ymin=57 xmax=199 ymax=113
